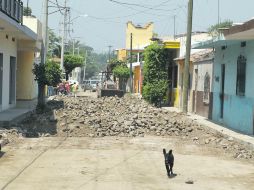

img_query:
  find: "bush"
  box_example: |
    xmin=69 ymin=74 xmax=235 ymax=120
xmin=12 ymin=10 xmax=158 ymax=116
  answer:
xmin=142 ymin=80 xmax=168 ymax=105
xmin=45 ymin=60 xmax=62 ymax=86
xmin=33 ymin=63 xmax=47 ymax=86
xmin=32 ymin=60 xmax=62 ymax=86
xmin=142 ymin=42 xmax=169 ymax=105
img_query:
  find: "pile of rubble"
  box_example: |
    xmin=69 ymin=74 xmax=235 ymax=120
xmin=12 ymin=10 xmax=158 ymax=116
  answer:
xmin=0 ymin=127 xmax=23 ymax=147
xmin=56 ymin=95 xmax=196 ymax=138
xmin=1 ymin=95 xmax=253 ymax=160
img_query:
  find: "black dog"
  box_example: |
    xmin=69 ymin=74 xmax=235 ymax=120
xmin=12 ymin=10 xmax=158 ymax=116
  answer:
xmin=163 ymin=149 xmax=174 ymax=176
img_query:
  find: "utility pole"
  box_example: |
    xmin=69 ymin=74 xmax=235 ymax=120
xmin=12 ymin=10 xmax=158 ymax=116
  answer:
xmin=83 ymin=50 xmax=88 ymax=82
xmin=42 ymin=0 xmax=48 ymax=64
xmin=72 ymin=39 xmax=75 ymax=55
xmin=218 ymin=0 xmax=220 ymax=25
xmin=130 ymin=33 xmax=133 ymax=93
xmin=173 ymin=15 xmax=176 ymax=40
xmin=182 ymin=0 xmax=193 ymax=113
xmin=38 ymin=0 xmax=48 ymax=107
xmin=108 ymin=45 xmax=112 ymax=63
xmin=60 ymin=0 xmax=68 ymax=72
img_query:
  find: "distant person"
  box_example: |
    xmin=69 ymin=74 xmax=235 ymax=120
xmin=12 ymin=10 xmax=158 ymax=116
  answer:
xmin=73 ymin=82 xmax=79 ymax=98
xmin=57 ymin=82 xmax=64 ymax=95
xmin=65 ymin=81 xmax=70 ymax=95
xmin=47 ymin=85 xmax=54 ymax=96
xmin=103 ymin=80 xmax=107 ymax=89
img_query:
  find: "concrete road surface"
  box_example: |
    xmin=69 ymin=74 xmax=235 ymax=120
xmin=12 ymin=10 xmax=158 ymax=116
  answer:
xmin=0 ymin=136 xmax=253 ymax=190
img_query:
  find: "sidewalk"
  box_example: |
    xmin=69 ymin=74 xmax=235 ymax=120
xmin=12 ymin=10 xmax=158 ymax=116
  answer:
xmin=163 ymin=107 xmax=254 ymax=148
xmin=0 ymin=99 xmax=37 ymax=128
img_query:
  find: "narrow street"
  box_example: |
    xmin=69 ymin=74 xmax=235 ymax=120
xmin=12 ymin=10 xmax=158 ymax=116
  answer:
xmin=0 ymin=94 xmax=254 ymax=190
xmin=0 ymin=136 xmax=254 ymax=190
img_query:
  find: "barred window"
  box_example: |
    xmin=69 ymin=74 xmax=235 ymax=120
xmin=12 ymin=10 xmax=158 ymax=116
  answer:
xmin=236 ymin=55 xmax=246 ymax=96
xmin=203 ymin=72 xmax=210 ymax=103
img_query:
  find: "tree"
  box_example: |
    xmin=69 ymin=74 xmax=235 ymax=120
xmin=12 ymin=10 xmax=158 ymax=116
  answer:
xmin=107 ymin=59 xmax=125 ymax=73
xmin=112 ymin=64 xmax=130 ymax=91
xmin=64 ymin=40 xmax=108 ymax=80
xmin=45 ymin=60 xmax=62 ymax=86
xmin=208 ymin=20 xmax=233 ymax=37
xmin=23 ymin=7 xmax=32 ymax=16
xmin=64 ymin=55 xmax=84 ymax=80
xmin=48 ymin=29 xmax=61 ymax=58
xmin=142 ymin=42 xmax=168 ymax=105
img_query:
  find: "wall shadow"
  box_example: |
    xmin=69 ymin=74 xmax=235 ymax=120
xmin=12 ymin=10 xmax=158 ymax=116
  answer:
xmin=20 ymin=99 xmax=65 ymax=138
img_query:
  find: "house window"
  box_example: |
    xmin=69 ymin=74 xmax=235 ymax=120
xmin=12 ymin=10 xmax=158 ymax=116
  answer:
xmin=203 ymin=72 xmax=210 ymax=103
xmin=236 ymin=55 xmax=246 ymax=96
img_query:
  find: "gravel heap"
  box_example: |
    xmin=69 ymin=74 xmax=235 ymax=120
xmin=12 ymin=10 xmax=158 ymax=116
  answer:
xmin=1 ymin=95 xmax=253 ymax=160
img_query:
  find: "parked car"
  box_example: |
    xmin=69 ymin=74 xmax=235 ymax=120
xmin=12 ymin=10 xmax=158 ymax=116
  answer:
xmin=90 ymin=80 xmax=100 ymax=92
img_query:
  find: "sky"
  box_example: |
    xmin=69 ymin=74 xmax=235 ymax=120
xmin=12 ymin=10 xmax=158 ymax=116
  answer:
xmin=28 ymin=0 xmax=254 ymax=53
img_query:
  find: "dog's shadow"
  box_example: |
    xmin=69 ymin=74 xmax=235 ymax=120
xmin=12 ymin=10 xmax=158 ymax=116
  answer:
xmin=0 ymin=151 xmax=5 ymax=158
xmin=168 ymin=173 xmax=177 ymax=179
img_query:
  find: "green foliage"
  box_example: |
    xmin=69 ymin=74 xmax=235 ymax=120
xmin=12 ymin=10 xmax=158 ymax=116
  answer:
xmin=208 ymin=20 xmax=233 ymax=37
xmin=108 ymin=59 xmax=125 ymax=72
xmin=113 ymin=65 xmax=130 ymax=79
xmin=45 ymin=60 xmax=62 ymax=86
xmin=64 ymin=40 xmax=107 ymax=79
xmin=32 ymin=61 xmax=62 ymax=87
xmin=23 ymin=7 xmax=32 ymax=16
xmin=48 ymin=29 xmax=61 ymax=58
xmin=142 ymin=80 xmax=168 ymax=104
xmin=32 ymin=63 xmax=47 ymax=86
xmin=142 ymin=42 xmax=169 ymax=105
xmin=64 ymin=55 xmax=84 ymax=79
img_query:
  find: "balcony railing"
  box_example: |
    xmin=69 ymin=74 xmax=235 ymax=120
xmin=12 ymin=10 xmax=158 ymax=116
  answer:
xmin=0 ymin=0 xmax=23 ymax=24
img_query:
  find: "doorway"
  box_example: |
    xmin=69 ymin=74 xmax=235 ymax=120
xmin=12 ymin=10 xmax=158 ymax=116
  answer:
xmin=0 ymin=53 xmax=2 ymax=106
xmin=220 ymin=64 xmax=225 ymax=118
xmin=9 ymin=56 xmax=16 ymax=105
xmin=193 ymin=68 xmax=198 ymax=113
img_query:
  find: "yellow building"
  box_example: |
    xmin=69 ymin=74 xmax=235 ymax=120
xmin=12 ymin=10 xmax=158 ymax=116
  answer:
xmin=125 ymin=21 xmax=154 ymax=49
xmin=16 ymin=16 xmax=42 ymax=101
xmin=116 ymin=49 xmax=127 ymax=62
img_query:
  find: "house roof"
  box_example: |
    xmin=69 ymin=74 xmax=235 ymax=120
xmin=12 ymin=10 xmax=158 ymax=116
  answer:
xmin=223 ymin=18 xmax=254 ymax=40
xmin=175 ymin=49 xmax=214 ymax=63
xmin=193 ymin=18 xmax=254 ymax=49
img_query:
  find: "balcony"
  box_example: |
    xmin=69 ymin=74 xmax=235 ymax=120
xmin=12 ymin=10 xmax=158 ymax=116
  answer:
xmin=0 ymin=0 xmax=23 ymax=24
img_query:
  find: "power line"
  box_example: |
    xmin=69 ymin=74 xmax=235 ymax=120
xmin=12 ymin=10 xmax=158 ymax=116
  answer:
xmin=70 ymin=1 xmax=186 ymax=21
xmin=108 ymin=0 xmax=175 ymax=12
xmin=55 ymin=0 xmax=64 ymax=15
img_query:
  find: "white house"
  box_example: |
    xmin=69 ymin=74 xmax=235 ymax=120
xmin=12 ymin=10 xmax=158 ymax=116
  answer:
xmin=0 ymin=0 xmax=41 ymax=112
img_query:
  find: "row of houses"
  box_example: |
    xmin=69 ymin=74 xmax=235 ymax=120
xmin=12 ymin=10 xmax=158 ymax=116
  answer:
xmin=117 ymin=19 xmax=254 ymax=135
xmin=0 ymin=0 xmax=42 ymax=112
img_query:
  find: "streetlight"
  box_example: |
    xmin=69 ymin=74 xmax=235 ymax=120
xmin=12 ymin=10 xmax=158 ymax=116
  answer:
xmin=70 ymin=14 xmax=88 ymax=23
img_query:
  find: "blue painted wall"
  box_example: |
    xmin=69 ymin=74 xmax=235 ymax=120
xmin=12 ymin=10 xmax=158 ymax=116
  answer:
xmin=212 ymin=40 xmax=254 ymax=135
